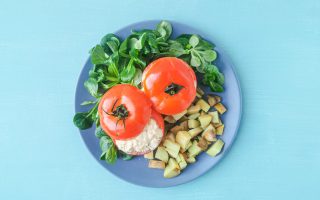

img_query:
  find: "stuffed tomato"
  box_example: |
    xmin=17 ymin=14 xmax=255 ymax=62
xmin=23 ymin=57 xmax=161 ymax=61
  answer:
xmin=142 ymin=57 xmax=197 ymax=115
xmin=98 ymin=84 xmax=164 ymax=155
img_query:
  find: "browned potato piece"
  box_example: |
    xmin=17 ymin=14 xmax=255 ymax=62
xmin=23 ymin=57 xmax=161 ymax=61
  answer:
xmin=172 ymin=110 xmax=187 ymax=120
xmin=208 ymin=111 xmax=220 ymax=124
xmin=149 ymin=160 xmax=166 ymax=169
xmin=187 ymin=105 xmax=201 ymax=115
xmin=188 ymin=127 xmax=203 ymax=138
xmin=155 ymin=147 xmax=169 ymax=163
xmin=197 ymin=137 xmax=208 ymax=150
xmin=196 ymin=99 xmax=210 ymax=112
xmin=164 ymin=158 xmax=180 ymax=178
xmin=163 ymin=139 xmax=180 ymax=158
xmin=178 ymin=116 xmax=189 ymax=123
xmin=164 ymin=115 xmax=176 ymax=123
xmin=214 ymin=103 xmax=227 ymax=114
xmin=207 ymin=95 xmax=217 ymax=106
xmin=216 ymin=124 xmax=225 ymax=135
xmin=188 ymin=119 xmax=200 ymax=128
xmin=176 ymin=131 xmax=191 ymax=150
xmin=214 ymin=95 xmax=221 ymax=103
xmin=186 ymin=157 xmax=196 ymax=163
xmin=188 ymin=113 xmax=200 ymax=120
xmin=213 ymin=120 xmax=223 ymax=128
xmin=144 ymin=151 xmax=154 ymax=159
xmin=180 ymin=120 xmax=189 ymax=131
xmin=202 ymin=130 xmax=216 ymax=142
xmin=166 ymin=132 xmax=175 ymax=142
xmin=170 ymin=125 xmax=184 ymax=134
xmin=198 ymin=114 xmax=212 ymax=128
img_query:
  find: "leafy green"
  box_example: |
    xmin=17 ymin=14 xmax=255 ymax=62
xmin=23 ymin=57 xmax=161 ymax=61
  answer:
xmin=73 ymin=112 xmax=93 ymax=130
xmin=90 ymin=45 xmax=108 ymax=64
xmin=99 ymin=136 xmax=117 ymax=164
xmin=84 ymin=78 xmax=99 ymax=97
xmin=118 ymin=151 xmax=133 ymax=161
xmin=80 ymin=100 xmax=96 ymax=106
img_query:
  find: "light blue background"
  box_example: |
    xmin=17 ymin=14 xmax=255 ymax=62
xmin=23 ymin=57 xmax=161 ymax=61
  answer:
xmin=1 ymin=0 xmax=319 ymax=199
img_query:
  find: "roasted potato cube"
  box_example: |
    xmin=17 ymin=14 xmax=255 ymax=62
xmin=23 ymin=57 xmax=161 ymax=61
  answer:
xmin=197 ymin=137 xmax=208 ymax=150
xmin=187 ymin=105 xmax=201 ymax=115
xmin=207 ymin=95 xmax=217 ymax=106
xmin=214 ymin=95 xmax=221 ymax=103
xmin=188 ymin=127 xmax=203 ymax=138
xmin=213 ymin=120 xmax=223 ymax=128
xmin=188 ymin=113 xmax=200 ymax=120
xmin=186 ymin=157 xmax=196 ymax=163
xmin=148 ymin=160 xmax=165 ymax=169
xmin=172 ymin=110 xmax=187 ymax=120
xmin=176 ymin=131 xmax=191 ymax=150
xmin=208 ymin=111 xmax=220 ymax=124
xmin=216 ymin=124 xmax=225 ymax=135
xmin=200 ymin=111 xmax=206 ymax=116
xmin=198 ymin=114 xmax=212 ymax=128
xmin=196 ymin=92 xmax=202 ymax=98
xmin=178 ymin=153 xmax=187 ymax=170
xmin=202 ymin=130 xmax=217 ymax=142
xmin=202 ymin=124 xmax=215 ymax=135
xmin=188 ymin=141 xmax=202 ymax=157
xmin=196 ymin=99 xmax=210 ymax=112
xmin=180 ymin=120 xmax=189 ymax=131
xmin=178 ymin=115 xmax=188 ymax=123
xmin=188 ymin=119 xmax=200 ymax=128
xmin=196 ymin=87 xmax=205 ymax=96
xmin=164 ymin=115 xmax=176 ymax=123
xmin=214 ymin=103 xmax=227 ymax=114
xmin=164 ymin=158 xmax=181 ymax=178
xmin=163 ymin=139 xmax=180 ymax=158
xmin=155 ymin=147 xmax=169 ymax=163
xmin=170 ymin=125 xmax=184 ymax=134
xmin=166 ymin=132 xmax=176 ymax=142
xmin=206 ymin=139 xmax=225 ymax=157
xmin=144 ymin=151 xmax=154 ymax=159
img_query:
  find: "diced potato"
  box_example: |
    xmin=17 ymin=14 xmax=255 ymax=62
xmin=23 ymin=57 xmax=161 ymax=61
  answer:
xmin=208 ymin=111 xmax=220 ymax=124
xmin=186 ymin=157 xmax=196 ymax=163
xmin=170 ymin=125 xmax=184 ymax=134
xmin=164 ymin=158 xmax=181 ymax=178
xmin=172 ymin=110 xmax=187 ymax=120
xmin=213 ymin=120 xmax=223 ymax=128
xmin=202 ymin=124 xmax=215 ymax=135
xmin=155 ymin=147 xmax=169 ymax=163
xmin=144 ymin=151 xmax=154 ymax=159
xmin=196 ymin=99 xmax=210 ymax=112
xmin=200 ymin=111 xmax=206 ymax=116
xmin=188 ymin=127 xmax=203 ymax=138
xmin=178 ymin=153 xmax=187 ymax=170
xmin=198 ymin=114 xmax=212 ymax=128
xmin=214 ymin=103 xmax=227 ymax=114
xmin=202 ymin=130 xmax=217 ymax=142
xmin=166 ymin=132 xmax=175 ymax=142
xmin=207 ymin=95 xmax=217 ymax=106
xmin=180 ymin=121 xmax=189 ymax=131
xmin=188 ymin=119 xmax=200 ymax=128
xmin=188 ymin=113 xmax=200 ymax=120
xmin=148 ymin=160 xmax=165 ymax=169
xmin=188 ymin=141 xmax=202 ymax=157
xmin=196 ymin=87 xmax=205 ymax=96
xmin=187 ymin=105 xmax=201 ymax=115
xmin=164 ymin=115 xmax=176 ymax=123
xmin=206 ymin=139 xmax=225 ymax=157
xmin=216 ymin=124 xmax=225 ymax=135
xmin=178 ymin=116 xmax=188 ymax=123
xmin=163 ymin=139 xmax=180 ymax=158
xmin=176 ymin=131 xmax=191 ymax=150
xmin=197 ymin=137 xmax=208 ymax=150
xmin=196 ymin=92 xmax=202 ymax=98
xmin=186 ymin=142 xmax=192 ymax=150
xmin=214 ymin=95 xmax=221 ymax=103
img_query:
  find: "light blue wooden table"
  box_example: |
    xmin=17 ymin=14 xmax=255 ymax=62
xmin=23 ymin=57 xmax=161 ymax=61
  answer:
xmin=1 ymin=0 xmax=319 ymax=199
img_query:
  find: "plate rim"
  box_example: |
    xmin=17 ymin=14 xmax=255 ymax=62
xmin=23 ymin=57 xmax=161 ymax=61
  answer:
xmin=74 ymin=19 xmax=242 ymax=188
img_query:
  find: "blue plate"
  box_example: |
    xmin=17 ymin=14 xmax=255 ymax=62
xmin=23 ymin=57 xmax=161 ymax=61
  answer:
xmin=75 ymin=20 xmax=242 ymax=187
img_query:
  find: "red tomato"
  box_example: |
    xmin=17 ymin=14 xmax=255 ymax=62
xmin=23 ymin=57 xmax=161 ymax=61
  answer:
xmin=142 ymin=57 xmax=197 ymax=115
xmin=98 ymin=84 xmax=152 ymax=140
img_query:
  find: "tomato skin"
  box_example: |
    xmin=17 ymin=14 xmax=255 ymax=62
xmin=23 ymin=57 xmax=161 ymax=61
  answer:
xmin=98 ymin=84 xmax=152 ymax=140
xmin=142 ymin=57 xmax=197 ymax=115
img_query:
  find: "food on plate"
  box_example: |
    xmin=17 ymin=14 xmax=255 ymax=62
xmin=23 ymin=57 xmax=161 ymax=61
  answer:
xmin=142 ymin=57 xmax=197 ymax=115
xmin=98 ymin=84 xmax=152 ymax=140
xmin=73 ymin=20 xmax=227 ymax=176
xmin=146 ymin=94 xmax=228 ymax=178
